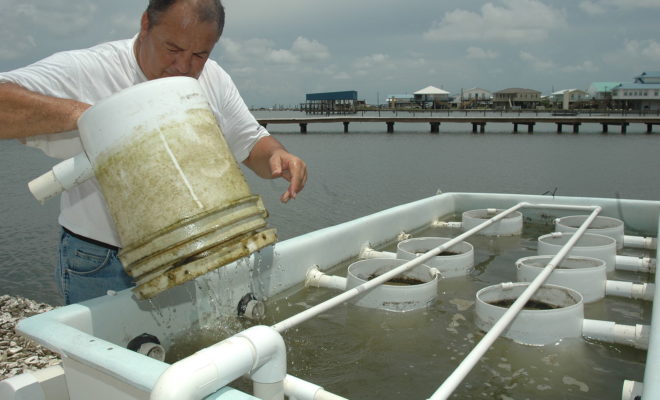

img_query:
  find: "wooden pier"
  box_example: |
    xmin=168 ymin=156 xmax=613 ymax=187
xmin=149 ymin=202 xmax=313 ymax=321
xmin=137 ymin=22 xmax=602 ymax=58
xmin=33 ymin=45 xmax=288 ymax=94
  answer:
xmin=257 ymin=116 xmax=660 ymax=134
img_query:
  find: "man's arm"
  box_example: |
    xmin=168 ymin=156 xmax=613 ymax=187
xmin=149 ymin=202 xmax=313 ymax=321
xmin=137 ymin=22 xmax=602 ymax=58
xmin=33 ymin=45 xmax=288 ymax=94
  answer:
xmin=0 ymin=82 xmax=90 ymax=139
xmin=243 ymin=135 xmax=308 ymax=203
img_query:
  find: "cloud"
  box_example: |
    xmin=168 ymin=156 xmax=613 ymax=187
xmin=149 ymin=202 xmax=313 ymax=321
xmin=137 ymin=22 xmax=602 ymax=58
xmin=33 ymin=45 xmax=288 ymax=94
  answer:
xmin=466 ymin=47 xmax=498 ymax=59
xmin=354 ymin=54 xmax=389 ymax=70
xmin=14 ymin=1 xmax=97 ymax=36
xmin=623 ymin=39 xmax=660 ymax=61
xmin=519 ymin=51 xmax=598 ymax=73
xmin=591 ymin=0 xmax=660 ymax=9
xmin=220 ymin=36 xmax=329 ymax=65
xmin=579 ymin=1 xmax=607 ymax=15
xmin=519 ymin=51 xmax=555 ymax=71
xmin=0 ymin=0 xmax=96 ymax=60
xmin=291 ymin=37 xmax=330 ymax=61
xmin=424 ymin=0 xmax=566 ymax=43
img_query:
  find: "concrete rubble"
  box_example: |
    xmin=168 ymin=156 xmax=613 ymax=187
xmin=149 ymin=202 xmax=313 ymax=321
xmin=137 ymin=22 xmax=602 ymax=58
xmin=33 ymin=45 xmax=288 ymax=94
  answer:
xmin=0 ymin=295 xmax=61 ymax=380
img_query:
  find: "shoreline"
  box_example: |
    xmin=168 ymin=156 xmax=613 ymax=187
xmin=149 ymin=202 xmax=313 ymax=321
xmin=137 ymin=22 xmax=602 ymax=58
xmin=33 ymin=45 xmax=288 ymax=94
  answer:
xmin=0 ymin=295 xmax=61 ymax=380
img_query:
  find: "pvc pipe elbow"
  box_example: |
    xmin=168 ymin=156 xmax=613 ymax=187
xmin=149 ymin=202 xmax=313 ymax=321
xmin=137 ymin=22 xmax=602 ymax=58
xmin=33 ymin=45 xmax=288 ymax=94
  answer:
xmin=151 ymin=326 xmax=286 ymax=400
xmin=28 ymin=153 xmax=93 ymax=202
xmin=236 ymin=325 xmax=287 ymax=384
xmin=359 ymin=247 xmax=397 ymax=260
xmin=150 ymin=337 xmax=254 ymax=400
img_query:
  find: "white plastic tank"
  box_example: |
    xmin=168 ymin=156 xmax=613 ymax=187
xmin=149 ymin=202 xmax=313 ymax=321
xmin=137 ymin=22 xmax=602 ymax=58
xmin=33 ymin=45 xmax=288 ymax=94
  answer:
xmin=537 ymin=232 xmax=617 ymax=273
xmin=555 ymin=215 xmax=625 ymax=250
xmin=76 ymin=77 xmax=276 ymax=299
xmin=516 ymin=255 xmax=607 ymax=303
xmin=396 ymin=237 xmax=474 ymax=278
xmin=475 ymin=282 xmax=584 ymax=345
xmin=462 ymin=209 xmax=523 ymax=236
xmin=346 ymin=258 xmax=437 ymax=312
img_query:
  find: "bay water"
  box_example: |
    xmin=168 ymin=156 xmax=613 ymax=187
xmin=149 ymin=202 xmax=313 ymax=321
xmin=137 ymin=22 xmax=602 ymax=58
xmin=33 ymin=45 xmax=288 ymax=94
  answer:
xmin=1 ymin=110 xmax=658 ymax=307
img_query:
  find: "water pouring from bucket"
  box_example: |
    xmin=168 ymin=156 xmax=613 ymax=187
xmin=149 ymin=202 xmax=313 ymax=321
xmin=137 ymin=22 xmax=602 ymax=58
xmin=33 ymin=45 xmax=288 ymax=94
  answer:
xmin=28 ymin=77 xmax=276 ymax=299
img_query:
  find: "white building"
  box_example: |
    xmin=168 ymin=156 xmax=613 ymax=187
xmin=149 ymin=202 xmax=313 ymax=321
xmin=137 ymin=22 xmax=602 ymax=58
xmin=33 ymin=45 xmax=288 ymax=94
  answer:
xmin=414 ymin=86 xmax=451 ymax=108
xmin=550 ymin=89 xmax=588 ymax=109
xmin=611 ymin=71 xmax=660 ymax=111
xmin=386 ymin=94 xmax=415 ymax=108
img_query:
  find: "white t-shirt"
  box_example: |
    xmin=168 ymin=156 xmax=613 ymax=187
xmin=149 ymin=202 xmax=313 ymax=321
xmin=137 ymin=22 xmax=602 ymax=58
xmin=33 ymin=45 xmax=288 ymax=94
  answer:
xmin=0 ymin=37 xmax=269 ymax=247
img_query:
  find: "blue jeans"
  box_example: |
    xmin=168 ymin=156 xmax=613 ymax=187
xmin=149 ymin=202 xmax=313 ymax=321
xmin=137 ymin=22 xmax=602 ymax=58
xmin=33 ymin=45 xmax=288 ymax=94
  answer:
xmin=56 ymin=228 xmax=134 ymax=304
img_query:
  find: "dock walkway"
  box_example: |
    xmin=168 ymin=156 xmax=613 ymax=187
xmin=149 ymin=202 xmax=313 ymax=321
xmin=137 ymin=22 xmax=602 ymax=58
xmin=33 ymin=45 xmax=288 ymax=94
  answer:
xmin=257 ymin=115 xmax=660 ymax=134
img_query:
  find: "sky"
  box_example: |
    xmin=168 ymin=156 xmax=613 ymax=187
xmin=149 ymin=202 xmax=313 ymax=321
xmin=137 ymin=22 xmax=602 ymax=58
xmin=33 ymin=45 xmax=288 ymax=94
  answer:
xmin=1 ymin=0 xmax=659 ymax=107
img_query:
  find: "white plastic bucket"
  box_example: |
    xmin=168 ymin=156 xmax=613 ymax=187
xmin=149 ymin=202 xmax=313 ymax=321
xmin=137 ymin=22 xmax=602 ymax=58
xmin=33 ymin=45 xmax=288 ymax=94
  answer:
xmin=346 ymin=258 xmax=437 ymax=312
xmin=537 ymin=232 xmax=616 ymax=273
xmin=555 ymin=215 xmax=625 ymax=250
xmin=462 ymin=209 xmax=523 ymax=236
xmin=475 ymin=282 xmax=584 ymax=345
xmin=396 ymin=237 xmax=474 ymax=278
xmin=77 ymin=77 xmax=276 ymax=298
xmin=516 ymin=255 xmax=607 ymax=303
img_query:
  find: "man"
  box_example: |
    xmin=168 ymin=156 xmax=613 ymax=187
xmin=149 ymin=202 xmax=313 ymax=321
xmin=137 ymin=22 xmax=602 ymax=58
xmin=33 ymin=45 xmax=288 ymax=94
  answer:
xmin=0 ymin=0 xmax=307 ymax=304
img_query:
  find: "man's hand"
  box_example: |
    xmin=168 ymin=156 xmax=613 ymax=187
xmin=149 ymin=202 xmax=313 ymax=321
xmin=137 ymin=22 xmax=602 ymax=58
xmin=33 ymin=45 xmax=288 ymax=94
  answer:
xmin=244 ymin=135 xmax=307 ymax=203
xmin=268 ymin=148 xmax=307 ymax=202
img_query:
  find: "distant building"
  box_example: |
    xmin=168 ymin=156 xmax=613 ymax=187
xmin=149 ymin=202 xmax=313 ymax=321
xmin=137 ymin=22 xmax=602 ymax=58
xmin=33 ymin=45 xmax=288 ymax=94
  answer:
xmin=634 ymin=71 xmax=660 ymax=84
xmin=302 ymin=90 xmax=358 ymax=114
xmin=451 ymin=88 xmax=492 ymax=108
xmin=386 ymin=94 xmax=415 ymax=108
xmin=413 ymin=86 xmax=451 ymax=109
xmin=611 ymin=72 xmax=660 ymax=111
xmin=492 ymin=88 xmax=541 ymax=110
xmin=550 ymin=89 xmax=588 ymax=109
xmin=587 ymin=82 xmax=621 ymax=102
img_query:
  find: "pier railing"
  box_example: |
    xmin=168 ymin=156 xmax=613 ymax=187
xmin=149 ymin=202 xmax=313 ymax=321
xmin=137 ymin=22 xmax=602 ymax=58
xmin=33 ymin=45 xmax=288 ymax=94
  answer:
xmin=257 ymin=115 xmax=660 ymax=134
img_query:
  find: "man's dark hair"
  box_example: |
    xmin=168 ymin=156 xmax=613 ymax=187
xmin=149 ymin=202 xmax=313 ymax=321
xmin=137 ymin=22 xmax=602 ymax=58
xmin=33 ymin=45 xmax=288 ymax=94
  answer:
xmin=146 ymin=0 xmax=225 ymax=39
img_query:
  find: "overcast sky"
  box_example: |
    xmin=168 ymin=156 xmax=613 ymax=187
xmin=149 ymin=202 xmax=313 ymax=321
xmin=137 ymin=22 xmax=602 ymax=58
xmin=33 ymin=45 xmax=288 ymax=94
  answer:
xmin=1 ymin=0 xmax=659 ymax=107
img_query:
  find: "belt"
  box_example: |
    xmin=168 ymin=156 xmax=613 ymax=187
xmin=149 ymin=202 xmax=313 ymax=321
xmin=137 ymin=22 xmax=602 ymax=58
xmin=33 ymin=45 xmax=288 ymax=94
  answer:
xmin=62 ymin=227 xmax=120 ymax=251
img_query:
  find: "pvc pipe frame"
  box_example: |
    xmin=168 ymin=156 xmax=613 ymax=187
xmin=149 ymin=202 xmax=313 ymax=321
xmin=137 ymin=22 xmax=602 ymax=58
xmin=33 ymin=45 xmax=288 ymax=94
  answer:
xmin=272 ymin=202 xmax=533 ymax=334
xmin=429 ymin=203 xmax=603 ymax=400
xmin=582 ymin=319 xmax=650 ymax=350
xmin=150 ymin=326 xmax=286 ymax=400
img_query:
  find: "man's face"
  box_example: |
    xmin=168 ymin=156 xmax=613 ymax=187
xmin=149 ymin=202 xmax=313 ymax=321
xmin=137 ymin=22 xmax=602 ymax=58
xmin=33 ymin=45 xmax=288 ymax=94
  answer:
xmin=135 ymin=2 xmax=218 ymax=80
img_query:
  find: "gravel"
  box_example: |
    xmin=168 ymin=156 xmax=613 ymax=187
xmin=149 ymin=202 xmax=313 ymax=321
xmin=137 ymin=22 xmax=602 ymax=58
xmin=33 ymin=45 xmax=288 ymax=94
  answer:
xmin=0 ymin=295 xmax=61 ymax=380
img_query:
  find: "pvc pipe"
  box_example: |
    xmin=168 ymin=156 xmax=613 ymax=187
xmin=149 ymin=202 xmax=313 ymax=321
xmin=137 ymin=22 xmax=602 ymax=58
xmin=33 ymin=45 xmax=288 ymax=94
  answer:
xmin=615 ymin=255 xmax=656 ymax=274
xmin=359 ymin=247 xmax=396 ymax=259
xmin=254 ymin=382 xmax=284 ymax=400
xmin=432 ymin=221 xmax=462 ymax=228
xmin=272 ymin=202 xmax=528 ymax=334
xmin=305 ymin=266 xmax=347 ymax=291
xmin=582 ymin=319 xmax=650 ymax=350
xmin=624 ymin=235 xmax=657 ymax=250
xmin=28 ymin=152 xmax=93 ymax=203
xmin=605 ymin=280 xmax=655 ymax=301
xmin=284 ymin=374 xmax=349 ymax=400
xmin=622 ymin=380 xmax=644 ymax=400
xmin=150 ymin=325 xmax=286 ymax=400
xmin=429 ymin=204 xmax=601 ymax=400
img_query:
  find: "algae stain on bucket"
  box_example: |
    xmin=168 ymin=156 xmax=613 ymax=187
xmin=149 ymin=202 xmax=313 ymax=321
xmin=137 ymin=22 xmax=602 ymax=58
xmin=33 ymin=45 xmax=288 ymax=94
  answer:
xmin=80 ymin=77 xmax=276 ymax=299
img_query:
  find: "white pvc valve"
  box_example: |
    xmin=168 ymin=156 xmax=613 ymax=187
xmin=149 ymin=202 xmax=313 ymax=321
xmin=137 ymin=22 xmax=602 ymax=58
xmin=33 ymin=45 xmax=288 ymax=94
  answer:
xmin=137 ymin=342 xmax=166 ymax=362
xmin=243 ymin=299 xmax=266 ymax=321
